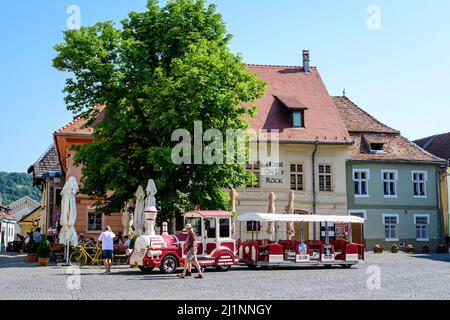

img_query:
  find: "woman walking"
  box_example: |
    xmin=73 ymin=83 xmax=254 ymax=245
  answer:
xmin=179 ymin=224 xmax=204 ymax=279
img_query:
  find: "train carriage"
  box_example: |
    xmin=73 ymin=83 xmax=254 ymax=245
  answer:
xmin=237 ymin=213 xmax=365 ymax=269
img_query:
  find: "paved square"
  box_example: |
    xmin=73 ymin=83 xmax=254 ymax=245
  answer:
xmin=1 ymin=252 xmax=450 ymax=300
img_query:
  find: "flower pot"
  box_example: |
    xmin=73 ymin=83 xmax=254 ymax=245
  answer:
xmin=38 ymin=257 xmax=50 ymax=266
xmin=373 ymin=245 xmax=383 ymax=253
xmin=27 ymin=253 xmax=38 ymax=263
xmin=391 ymin=246 xmax=399 ymax=253
xmin=405 ymin=245 xmax=415 ymax=254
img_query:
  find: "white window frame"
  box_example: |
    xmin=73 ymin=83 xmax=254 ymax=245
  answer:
xmin=414 ymin=214 xmax=430 ymax=241
xmin=412 ymin=171 xmax=428 ymax=198
xmin=353 ymin=169 xmax=370 ymax=198
xmin=290 ymin=163 xmax=304 ymax=191
xmin=382 ymin=170 xmax=398 ymax=198
xmin=318 ymin=164 xmax=333 ymax=192
xmin=86 ymin=208 xmax=104 ymax=234
xmin=382 ymin=213 xmax=399 ymax=241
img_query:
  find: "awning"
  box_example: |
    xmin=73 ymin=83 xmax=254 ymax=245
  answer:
xmin=237 ymin=213 xmax=365 ymax=224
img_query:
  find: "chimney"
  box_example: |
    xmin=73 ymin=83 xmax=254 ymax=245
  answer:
xmin=303 ymin=50 xmax=310 ymax=74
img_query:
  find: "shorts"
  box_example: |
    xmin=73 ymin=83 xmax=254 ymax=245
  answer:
xmin=186 ymin=248 xmax=197 ymax=262
xmin=102 ymin=250 xmax=113 ymax=259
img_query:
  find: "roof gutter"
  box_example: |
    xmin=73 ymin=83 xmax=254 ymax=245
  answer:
xmin=347 ymin=159 xmax=446 ymax=165
xmin=256 ymin=140 xmax=353 ymax=146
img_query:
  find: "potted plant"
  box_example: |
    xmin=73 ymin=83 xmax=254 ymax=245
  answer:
xmin=391 ymin=244 xmax=399 ymax=253
xmin=422 ymin=245 xmax=430 ymax=254
xmin=37 ymin=236 xmax=51 ymax=266
xmin=405 ymin=244 xmax=415 ymax=253
xmin=25 ymin=232 xmax=38 ymax=262
xmin=373 ymin=244 xmax=383 ymax=253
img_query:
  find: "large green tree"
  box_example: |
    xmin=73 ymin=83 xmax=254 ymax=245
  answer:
xmin=53 ymin=0 xmax=265 ymax=222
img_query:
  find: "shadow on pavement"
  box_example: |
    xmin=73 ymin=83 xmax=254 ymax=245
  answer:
xmin=408 ymin=253 xmax=450 ymax=263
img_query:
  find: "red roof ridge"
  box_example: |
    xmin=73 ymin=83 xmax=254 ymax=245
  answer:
xmin=55 ymin=116 xmax=86 ymax=134
xmin=247 ymin=63 xmax=317 ymax=70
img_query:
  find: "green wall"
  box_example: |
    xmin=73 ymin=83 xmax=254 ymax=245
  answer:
xmin=346 ymin=162 xmax=441 ymax=251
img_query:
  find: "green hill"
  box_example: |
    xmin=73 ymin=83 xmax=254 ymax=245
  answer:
xmin=0 ymin=172 xmax=41 ymax=206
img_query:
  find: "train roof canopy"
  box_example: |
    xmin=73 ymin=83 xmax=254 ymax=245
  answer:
xmin=237 ymin=213 xmax=365 ymax=224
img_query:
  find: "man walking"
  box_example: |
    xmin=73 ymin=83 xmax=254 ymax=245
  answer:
xmin=98 ymin=225 xmax=115 ymax=274
xmin=179 ymin=224 xmax=204 ymax=279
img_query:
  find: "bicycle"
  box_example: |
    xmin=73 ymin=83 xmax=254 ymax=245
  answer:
xmin=69 ymin=243 xmax=104 ymax=268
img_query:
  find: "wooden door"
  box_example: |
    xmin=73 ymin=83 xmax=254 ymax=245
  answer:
xmin=350 ymin=212 xmax=364 ymax=244
xmin=293 ymin=210 xmax=310 ymax=242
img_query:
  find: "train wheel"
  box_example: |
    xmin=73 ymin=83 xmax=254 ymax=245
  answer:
xmin=341 ymin=264 xmax=352 ymax=269
xmin=247 ymin=264 xmax=257 ymax=269
xmin=160 ymin=255 xmax=178 ymax=274
xmin=324 ymin=264 xmax=332 ymax=269
xmin=215 ymin=265 xmax=231 ymax=272
xmin=138 ymin=266 xmax=154 ymax=274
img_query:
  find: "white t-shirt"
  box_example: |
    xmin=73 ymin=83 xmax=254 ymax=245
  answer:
xmin=98 ymin=231 xmax=116 ymax=250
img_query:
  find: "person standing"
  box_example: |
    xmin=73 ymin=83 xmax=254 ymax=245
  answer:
xmin=98 ymin=226 xmax=115 ymax=274
xmin=179 ymin=224 xmax=204 ymax=279
xmin=32 ymin=228 xmax=42 ymax=243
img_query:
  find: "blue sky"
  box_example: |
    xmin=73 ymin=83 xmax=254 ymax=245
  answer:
xmin=0 ymin=0 xmax=449 ymax=172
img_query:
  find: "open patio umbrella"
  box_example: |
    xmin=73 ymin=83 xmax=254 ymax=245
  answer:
xmin=122 ymin=200 xmax=133 ymax=237
xmin=230 ymin=188 xmax=238 ymax=238
xmin=286 ymin=190 xmax=295 ymax=240
xmin=59 ymin=176 xmax=79 ymax=264
xmin=133 ymin=186 xmax=146 ymax=236
xmin=267 ymin=192 xmax=276 ymax=240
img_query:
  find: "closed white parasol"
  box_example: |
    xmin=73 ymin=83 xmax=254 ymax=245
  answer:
xmin=133 ymin=186 xmax=146 ymax=236
xmin=230 ymin=188 xmax=238 ymax=238
xmin=267 ymin=192 xmax=276 ymax=240
xmin=286 ymin=190 xmax=295 ymax=240
xmin=59 ymin=176 xmax=79 ymax=264
xmin=122 ymin=200 xmax=133 ymax=237
xmin=145 ymin=179 xmax=158 ymax=208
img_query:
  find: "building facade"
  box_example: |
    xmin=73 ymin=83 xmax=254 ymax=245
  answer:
xmin=414 ymin=132 xmax=450 ymax=240
xmin=27 ymin=144 xmax=64 ymax=234
xmin=334 ymin=96 xmax=446 ymax=250
xmin=7 ymin=196 xmax=40 ymax=234
xmin=0 ymin=206 xmax=17 ymax=251
xmin=53 ymin=112 xmax=122 ymax=239
xmin=236 ymin=52 xmax=353 ymax=242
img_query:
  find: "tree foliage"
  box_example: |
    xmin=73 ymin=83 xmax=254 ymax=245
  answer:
xmin=53 ymin=0 xmax=266 ymax=221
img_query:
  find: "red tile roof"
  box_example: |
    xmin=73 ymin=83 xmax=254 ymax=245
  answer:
xmin=0 ymin=207 xmax=16 ymax=221
xmin=332 ymin=96 xmax=398 ymax=134
xmin=55 ymin=106 xmax=105 ymax=136
xmin=333 ymin=96 xmax=445 ymax=164
xmin=246 ymin=65 xmax=352 ymax=144
xmin=414 ymin=132 xmax=450 ymax=162
xmin=28 ymin=144 xmax=61 ymax=183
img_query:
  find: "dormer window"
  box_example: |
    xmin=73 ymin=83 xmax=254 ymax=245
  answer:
xmin=292 ymin=111 xmax=304 ymax=128
xmin=369 ymin=143 xmax=384 ymax=153
xmin=275 ymin=95 xmax=307 ymax=129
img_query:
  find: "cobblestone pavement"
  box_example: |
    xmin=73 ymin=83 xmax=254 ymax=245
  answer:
xmin=1 ymin=252 xmax=450 ymax=300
